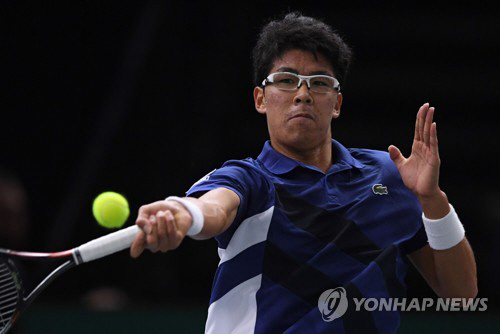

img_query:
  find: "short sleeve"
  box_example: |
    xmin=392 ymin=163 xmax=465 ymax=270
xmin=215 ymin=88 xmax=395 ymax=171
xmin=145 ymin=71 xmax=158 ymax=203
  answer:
xmin=186 ymin=159 xmax=272 ymax=248
xmin=382 ymin=156 xmax=428 ymax=254
xmin=400 ymin=225 xmax=428 ymax=254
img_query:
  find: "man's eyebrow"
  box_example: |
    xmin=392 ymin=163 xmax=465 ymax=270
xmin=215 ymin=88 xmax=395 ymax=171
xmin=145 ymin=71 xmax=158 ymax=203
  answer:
xmin=276 ymin=67 xmax=334 ymax=77
xmin=309 ymin=70 xmax=334 ymax=76
xmin=276 ymin=67 xmax=299 ymax=74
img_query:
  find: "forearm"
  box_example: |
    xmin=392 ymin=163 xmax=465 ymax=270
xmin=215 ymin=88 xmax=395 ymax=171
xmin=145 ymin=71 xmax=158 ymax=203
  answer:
xmin=184 ymin=188 xmax=240 ymax=240
xmin=415 ymin=190 xmax=478 ymax=298
xmin=184 ymin=199 xmax=234 ymax=240
xmin=431 ymin=238 xmax=477 ymax=298
xmin=130 ymin=188 xmax=239 ymax=258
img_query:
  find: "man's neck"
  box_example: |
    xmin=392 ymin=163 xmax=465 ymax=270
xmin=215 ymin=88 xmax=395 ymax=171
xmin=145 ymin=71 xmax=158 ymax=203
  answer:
xmin=272 ymin=138 xmax=333 ymax=173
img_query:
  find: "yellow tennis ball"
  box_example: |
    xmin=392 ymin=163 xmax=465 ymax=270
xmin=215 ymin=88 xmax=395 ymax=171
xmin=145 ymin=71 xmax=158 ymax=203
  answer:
xmin=92 ymin=192 xmax=130 ymax=229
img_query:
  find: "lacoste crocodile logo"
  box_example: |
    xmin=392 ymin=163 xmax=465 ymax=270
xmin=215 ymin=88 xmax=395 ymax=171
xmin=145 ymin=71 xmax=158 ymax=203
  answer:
xmin=372 ymin=184 xmax=388 ymax=195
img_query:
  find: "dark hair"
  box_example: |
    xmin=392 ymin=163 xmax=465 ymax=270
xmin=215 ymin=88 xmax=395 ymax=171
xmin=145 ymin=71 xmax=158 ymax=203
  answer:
xmin=252 ymin=12 xmax=353 ymax=87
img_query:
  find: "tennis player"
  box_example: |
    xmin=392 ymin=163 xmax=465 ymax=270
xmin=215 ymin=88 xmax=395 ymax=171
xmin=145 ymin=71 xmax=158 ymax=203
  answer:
xmin=130 ymin=12 xmax=477 ymax=333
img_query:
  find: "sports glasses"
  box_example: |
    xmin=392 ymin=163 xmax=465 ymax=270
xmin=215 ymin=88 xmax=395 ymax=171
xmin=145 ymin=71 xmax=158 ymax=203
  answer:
xmin=261 ymin=72 xmax=340 ymax=93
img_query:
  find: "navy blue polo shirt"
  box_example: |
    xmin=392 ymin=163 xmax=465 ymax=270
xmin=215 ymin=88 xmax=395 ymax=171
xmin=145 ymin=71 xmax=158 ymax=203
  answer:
xmin=187 ymin=139 xmax=427 ymax=334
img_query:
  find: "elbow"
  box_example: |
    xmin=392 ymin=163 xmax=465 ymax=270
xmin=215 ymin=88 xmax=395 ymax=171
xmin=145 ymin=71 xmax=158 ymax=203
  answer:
xmin=467 ymin=274 xmax=479 ymax=298
xmin=438 ymin=277 xmax=478 ymax=299
xmin=465 ymin=278 xmax=479 ymax=299
xmin=454 ymin=285 xmax=478 ymax=300
xmin=463 ymin=274 xmax=479 ymax=299
xmin=469 ymin=285 xmax=479 ymax=299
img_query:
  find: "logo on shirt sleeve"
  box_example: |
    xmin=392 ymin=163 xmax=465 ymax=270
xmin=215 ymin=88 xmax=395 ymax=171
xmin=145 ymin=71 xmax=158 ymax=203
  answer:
xmin=372 ymin=184 xmax=388 ymax=195
xmin=187 ymin=169 xmax=217 ymax=192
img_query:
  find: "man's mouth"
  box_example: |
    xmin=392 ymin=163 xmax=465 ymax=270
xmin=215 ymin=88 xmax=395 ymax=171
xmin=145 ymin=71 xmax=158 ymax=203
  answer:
xmin=290 ymin=112 xmax=314 ymax=120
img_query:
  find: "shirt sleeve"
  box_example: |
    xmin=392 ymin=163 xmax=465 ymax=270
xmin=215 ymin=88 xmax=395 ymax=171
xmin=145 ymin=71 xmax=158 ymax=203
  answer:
xmin=387 ymin=163 xmax=428 ymax=254
xmin=400 ymin=225 xmax=427 ymax=254
xmin=392 ymin=178 xmax=428 ymax=255
xmin=378 ymin=150 xmax=428 ymax=254
xmin=186 ymin=159 xmax=272 ymax=248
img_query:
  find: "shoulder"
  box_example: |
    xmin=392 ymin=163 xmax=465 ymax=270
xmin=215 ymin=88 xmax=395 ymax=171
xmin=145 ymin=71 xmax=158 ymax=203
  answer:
xmin=216 ymin=157 xmax=269 ymax=180
xmin=347 ymin=147 xmax=406 ymax=191
xmin=191 ymin=157 xmax=266 ymax=179
xmin=348 ymin=148 xmax=397 ymax=172
xmin=187 ymin=157 xmax=271 ymax=195
xmin=220 ymin=157 xmax=263 ymax=170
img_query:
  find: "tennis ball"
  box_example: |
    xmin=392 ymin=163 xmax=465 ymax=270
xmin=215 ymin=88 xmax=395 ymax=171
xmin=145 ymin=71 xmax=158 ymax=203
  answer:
xmin=92 ymin=191 xmax=130 ymax=229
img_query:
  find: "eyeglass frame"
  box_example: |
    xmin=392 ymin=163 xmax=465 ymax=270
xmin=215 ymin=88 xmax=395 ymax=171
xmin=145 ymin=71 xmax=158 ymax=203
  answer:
xmin=261 ymin=72 xmax=341 ymax=93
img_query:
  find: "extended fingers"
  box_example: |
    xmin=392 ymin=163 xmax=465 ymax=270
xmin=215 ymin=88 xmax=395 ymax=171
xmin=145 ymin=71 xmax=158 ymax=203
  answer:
xmin=415 ymin=103 xmax=428 ymax=142
xmin=415 ymin=103 xmax=436 ymax=146
xmin=430 ymin=122 xmax=439 ymax=156
xmin=415 ymin=105 xmax=422 ymax=142
xmin=423 ymin=106 xmax=435 ymax=146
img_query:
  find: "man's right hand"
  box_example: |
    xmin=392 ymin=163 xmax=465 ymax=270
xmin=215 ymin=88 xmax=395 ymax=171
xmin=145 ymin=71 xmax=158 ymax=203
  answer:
xmin=130 ymin=200 xmax=192 ymax=258
xmin=130 ymin=188 xmax=240 ymax=258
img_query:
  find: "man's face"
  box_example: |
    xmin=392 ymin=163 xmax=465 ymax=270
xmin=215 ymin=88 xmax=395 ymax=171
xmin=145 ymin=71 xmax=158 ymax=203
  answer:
xmin=254 ymin=49 xmax=342 ymax=153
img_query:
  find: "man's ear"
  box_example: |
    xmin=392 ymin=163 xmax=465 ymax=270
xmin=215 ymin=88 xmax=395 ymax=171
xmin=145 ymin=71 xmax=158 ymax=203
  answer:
xmin=332 ymin=92 xmax=343 ymax=119
xmin=254 ymin=86 xmax=266 ymax=114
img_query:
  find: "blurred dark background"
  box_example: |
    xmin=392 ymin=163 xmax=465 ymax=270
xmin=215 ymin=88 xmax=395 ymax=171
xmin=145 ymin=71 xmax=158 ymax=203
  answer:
xmin=1 ymin=0 xmax=499 ymax=332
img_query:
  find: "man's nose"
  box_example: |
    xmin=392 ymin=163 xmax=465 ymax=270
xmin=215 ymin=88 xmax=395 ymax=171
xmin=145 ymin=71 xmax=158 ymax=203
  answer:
xmin=294 ymin=82 xmax=313 ymax=104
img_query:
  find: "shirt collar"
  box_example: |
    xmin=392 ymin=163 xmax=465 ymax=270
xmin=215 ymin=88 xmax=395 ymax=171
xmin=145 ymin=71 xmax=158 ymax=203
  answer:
xmin=257 ymin=139 xmax=365 ymax=175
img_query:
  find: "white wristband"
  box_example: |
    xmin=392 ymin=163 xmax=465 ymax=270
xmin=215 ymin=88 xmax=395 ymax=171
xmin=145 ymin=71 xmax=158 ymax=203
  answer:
xmin=422 ymin=204 xmax=465 ymax=250
xmin=165 ymin=196 xmax=204 ymax=236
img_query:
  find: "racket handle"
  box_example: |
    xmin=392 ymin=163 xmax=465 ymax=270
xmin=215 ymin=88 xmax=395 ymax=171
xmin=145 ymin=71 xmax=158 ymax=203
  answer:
xmin=75 ymin=225 xmax=140 ymax=263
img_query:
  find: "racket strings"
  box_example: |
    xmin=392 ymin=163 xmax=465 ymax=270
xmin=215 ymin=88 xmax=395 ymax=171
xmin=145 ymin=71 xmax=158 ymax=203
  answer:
xmin=0 ymin=262 xmax=20 ymax=330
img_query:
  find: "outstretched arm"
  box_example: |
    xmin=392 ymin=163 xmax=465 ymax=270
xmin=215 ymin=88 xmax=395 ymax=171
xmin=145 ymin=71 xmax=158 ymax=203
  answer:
xmin=389 ymin=103 xmax=477 ymax=298
xmin=130 ymin=187 xmax=240 ymax=258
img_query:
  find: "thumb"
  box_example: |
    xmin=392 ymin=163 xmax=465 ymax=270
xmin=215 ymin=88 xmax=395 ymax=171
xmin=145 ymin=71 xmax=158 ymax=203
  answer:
xmin=388 ymin=145 xmax=405 ymax=167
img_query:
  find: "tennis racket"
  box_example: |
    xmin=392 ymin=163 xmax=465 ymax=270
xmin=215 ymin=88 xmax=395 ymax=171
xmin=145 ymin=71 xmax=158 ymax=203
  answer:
xmin=0 ymin=224 xmax=139 ymax=333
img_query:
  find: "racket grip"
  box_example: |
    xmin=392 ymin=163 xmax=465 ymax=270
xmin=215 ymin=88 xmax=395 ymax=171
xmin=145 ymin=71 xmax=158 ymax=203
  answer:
xmin=75 ymin=225 xmax=140 ymax=263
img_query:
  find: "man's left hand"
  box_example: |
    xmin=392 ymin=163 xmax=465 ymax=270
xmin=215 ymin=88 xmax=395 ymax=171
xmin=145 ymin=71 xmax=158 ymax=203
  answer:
xmin=388 ymin=103 xmax=450 ymax=217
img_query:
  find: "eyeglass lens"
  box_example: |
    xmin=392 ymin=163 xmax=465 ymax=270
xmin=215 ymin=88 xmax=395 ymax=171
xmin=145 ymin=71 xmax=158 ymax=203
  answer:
xmin=271 ymin=73 xmax=336 ymax=93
